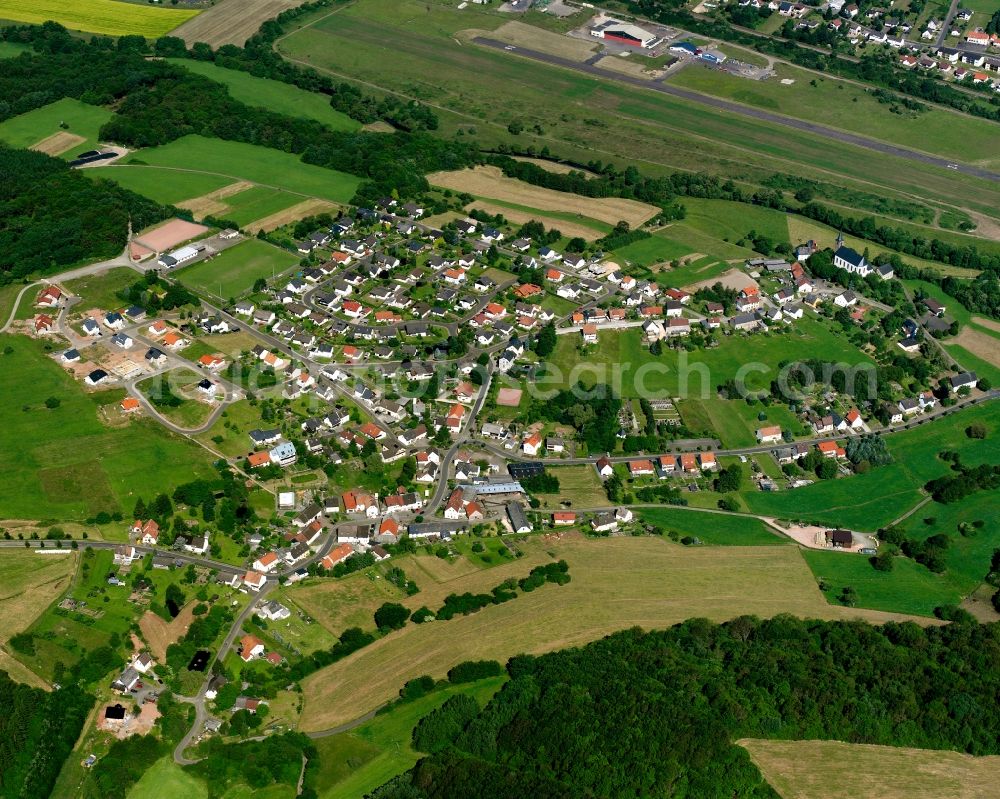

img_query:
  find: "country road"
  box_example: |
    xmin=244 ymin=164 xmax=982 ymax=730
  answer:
xmin=473 ymin=38 xmax=1000 ymax=185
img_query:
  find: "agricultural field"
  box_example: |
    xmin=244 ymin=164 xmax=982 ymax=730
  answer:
xmin=0 ymin=335 xmax=217 ymax=521
xmin=0 ymin=0 xmax=199 ymax=37
xmin=275 ymin=0 xmax=1000 ymax=229
xmin=745 ymin=402 xmax=998 ymax=532
xmin=0 ymin=551 xmax=75 ymax=689
xmin=612 ymin=232 xmax=695 ymax=267
xmin=741 ymin=738 xmax=1000 ymax=799
xmin=310 ymin=677 xmax=505 ymax=799
xmin=430 ymin=165 xmax=659 ymax=227
xmin=670 ymin=63 xmax=1000 ymax=170
xmin=298 ymin=534 xmax=927 ymax=731
xmin=126 ymin=758 xmax=208 ymax=799
xmin=174 ymin=238 xmax=299 ymax=300
xmin=543 ymin=316 xmax=872 ymax=397
xmin=170 ymin=0 xmax=305 ymax=47
xmin=464 ymin=199 xmax=610 ymax=241
xmin=0 ymin=97 xmax=113 ymax=160
xmin=165 ymin=59 xmax=360 ymax=132
xmin=121 ymin=135 xmax=360 ymax=204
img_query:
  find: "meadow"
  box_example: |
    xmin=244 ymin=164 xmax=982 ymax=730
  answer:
xmin=310 ymin=677 xmax=505 ymax=799
xmin=276 ymin=0 xmax=1000 ymax=227
xmin=165 ymin=59 xmax=360 ymax=132
xmin=744 ymin=402 xmax=998 ymax=532
xmin=639 ymin=507 xmax=787 ymax=546
xmin=174 ymin=238 xmax=299 ymax=300
xmin=741 ymin=738 xmax=1000 ymax=799
xmin=122 ymin=135 xmax=360 ymax=203
xmin=677 ymin=396 xmax=804 ymax=448
xmin=543 ymin=317 xmax=873 ymax=397
xmin=0 ymin=551 xmax=75 ymax=688
xmin=0 ymin=97 xmax=113 ymax=159
xmin=64 ymin=267 xmax=141 ymax=311
xmin=670 ymin=62 xmax=1000 ymax=170
xmin=0 ymin=335 xmax=217 ymax=521
xmin=0 ymin=0 xmax=199 ymax=37
xmin=93 ymin=166 xmax=234 ymax=207
xmin=532 ymin=464 xmax=608 ymax=508
xmin=298 ymin=535 xmax=925 ymax=731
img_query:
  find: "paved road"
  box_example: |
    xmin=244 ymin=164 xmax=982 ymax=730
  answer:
xmin=936 ymin=0 xmax=960 ymax=48
xmin=474 ymin=38 xmax=1000 ymax=184
xmin=0 ymin=281 xmax=44 ymax=333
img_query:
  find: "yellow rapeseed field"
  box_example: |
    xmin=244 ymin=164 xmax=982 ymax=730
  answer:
xmin=0 ymin=0 xmax=199 ymax=38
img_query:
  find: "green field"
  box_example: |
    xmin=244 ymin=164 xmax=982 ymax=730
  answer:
xmin=0 ymin=0 xmax=198 ymax=37
xmin=0 ymin=335 xmax=217 ymax=521
xmin=613 ymin=232 xmax=694 ymax=267
xmin=681 ymin=197 xmax=791 ymax=244
xmin=275 ymin=0 xmax=1000 ymax=231
xmin=533 ymin=464 xmax=608 ymax=508
xmin=0 ymin=40 xmax=30 ymax=58
xmin=639 ymin=507 xmax=787 ymax=546
xmin=122 ymin=135 xmax=360 ymax=203
xmin=166 ymin=59 xmax=360 ymax=133
xmin=63 ymin=267 xmax=139 ymax=311
xmin=127 ymin=758 xmax=208 ymax=799
xmin=217 ymin=186 xmax=304 ymax=227
xmin=745 ymin=402 xmax=999 ymax=531
xmin=93 ymin=166 xmax=234 ymax=206
xmin=670 ymin=62 xmax=1000 ymax=170
xmin=175 ymin=238 xmax=299 ymax=299
xmin=310 ymin=678 xmax=506 ymax=799
xmin=677 ymin=396 xmax=803 ymax=448
xmin=0 ymin=97 xmax=113 ymax=159
xmin=543 ymin=317 xmax=872 ymax=397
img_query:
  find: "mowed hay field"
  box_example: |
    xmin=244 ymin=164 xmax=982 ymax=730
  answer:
xmin=465 ymin=200 xmax=607 ymax=242
xmin=139 ymin=601 xmax=197 ymax=662
xmin=298 ymin=535 xmax=930 ymax=731
xmin=170 ymin=0 xmax=308 ymax=46
xmin=0 ymin=97 xmax=113 ymax=160
xmin=0 ymin=0 xmax=199 ymax=37
xmin=0 ymin=551 xmax=75 ymax=689
xmin=430 ymin=166 xmax=658 ymax=228
xmin=740 ymin=739 xmax=1000 ymax=799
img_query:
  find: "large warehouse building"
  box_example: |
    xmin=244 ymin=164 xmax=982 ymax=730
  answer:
xmin=590 ymin=18 xmax=661 ymax=49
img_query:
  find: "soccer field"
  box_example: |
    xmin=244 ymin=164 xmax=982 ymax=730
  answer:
xmin=174 ymin=238 xmax=299 ymax=300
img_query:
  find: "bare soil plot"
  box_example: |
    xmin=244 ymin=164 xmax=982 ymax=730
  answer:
xmin=134 ymin=218 xmax=208 ymax=252
xmin=138 ymin=601 xmax=197 ymax=661
xmin=299 ymin=537 xmax=931 ymax=731
xmin=31 ymin=131 xmax=85 ymax=156
xmin=740 ymin=738 xmax=1000 ymax=799
xmin=950 ymin=327 xmax=1000 ymax=369
xmin=684 ymin=266 xmax=758 ymax=293
xmin=496 ymin=387 xmax=523 ymax=406
xmin=244 ymin=197 xmax=338 ymax=234
xmin=431 ymin=165 xmax=658 ymax=228
xmin=176 ymin=180 xmax=253 ymax=220
xmin=463 ymin=20 xmax=598 ymax=61
xmin=171 ymin=0 xmax=310 ymax=46
xmin=465 ymin=200 xmax=604 ymax=241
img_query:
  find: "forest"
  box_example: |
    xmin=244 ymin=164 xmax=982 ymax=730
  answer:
xmin=374 ymin=616 xmax=1000 ymax=798
xmin=0 ymin=147 xmax=173 ymax=281
xmin=0 ymin=672 xmax=93 ymax=799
